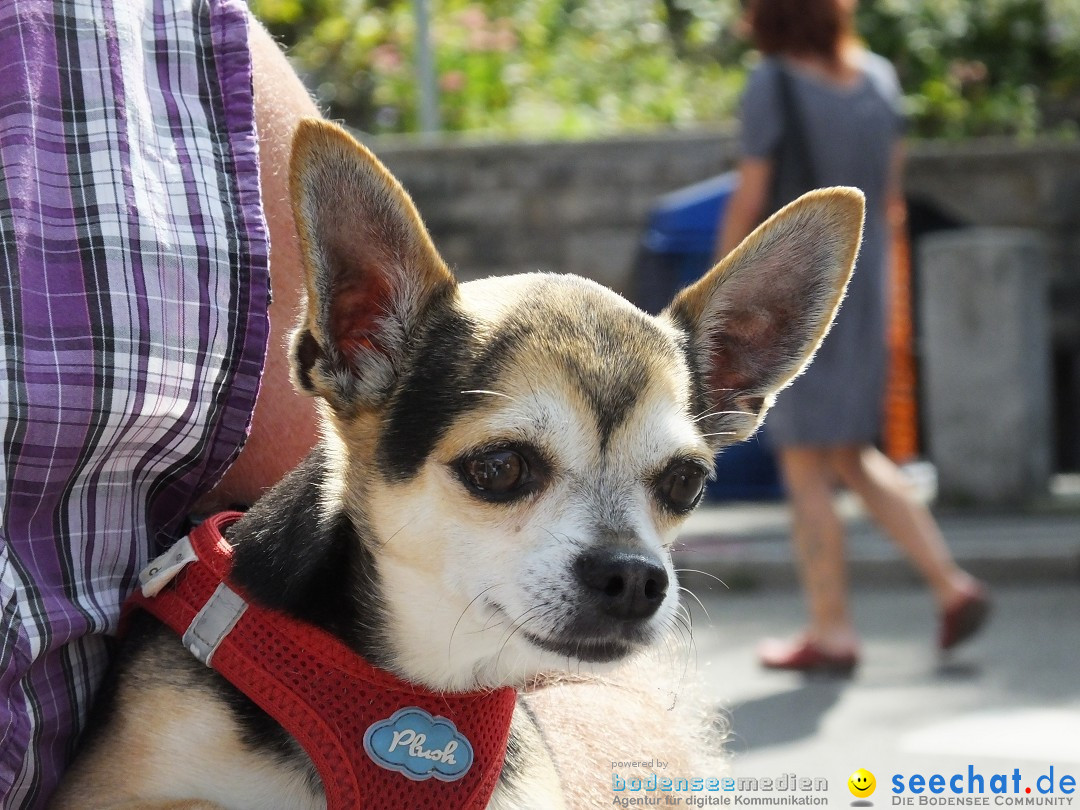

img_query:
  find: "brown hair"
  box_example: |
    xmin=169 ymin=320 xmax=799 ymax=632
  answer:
xmin=747 ymin=0 xmax=850 ymax=65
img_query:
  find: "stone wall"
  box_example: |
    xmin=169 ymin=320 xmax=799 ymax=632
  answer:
xmin=368 ymin=131 xmax=1080 ymax=477
xmin=370 ymin=132 xmax=1080 ymax=300
xmin=903 ymin=139 xmax=1080 ymax=354
xmin=371 ymin=130 xmax=739 ymax=293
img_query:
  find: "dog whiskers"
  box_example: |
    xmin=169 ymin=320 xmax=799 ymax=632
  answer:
xmin=679 ymin=609 xmax=698 ymax=671
xmin=480 ymin=612 xmax=507 ymax=633
xmin=689 ymin=394 xmax=736 ymax=418
xmin=672 ymin=587 xmax=705 ymax=676
xmin=664 ymin=607 xmax=697 ymax=680
xmin=460 ymin=389 xmax=517 ymax=401
xmin=375 ymin=513 xmax=423 ymax=552
xmin=674 ymin=605 xmax=695 ymax=645
xmin=691 ymin=409 xmax=748 ymax=424
xmin=675 ymin=567 xmax=729 ymax=590
xmin=448 ymin=585 xmax=499 ymax=659
xmin=677 ymin=585 xmax=711 ymax=622
xmin=651 ymin=613 xmax=694 ymax=704
xmin=492 ymin=603 xmax=549 ymax=677
xmin=540 ymin=527 xmax=584 ymax=551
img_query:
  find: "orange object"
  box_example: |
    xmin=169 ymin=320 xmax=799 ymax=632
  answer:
xmin=883 ymin=210 xmax=920 ymax=462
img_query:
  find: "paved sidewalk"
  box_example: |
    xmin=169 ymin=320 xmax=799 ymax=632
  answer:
xmin=686 ymin=582 xmax=1080 ymax=807
xmin=657 ymin=473 xmax=1080 ymax=807
xmin=674 ymin=488 xmax=1080 ymax=592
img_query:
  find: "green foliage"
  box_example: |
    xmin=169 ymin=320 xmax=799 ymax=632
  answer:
xmin=857 ymin=0 xmax=1079 ymax=137
xmin=250 ymin=0 xmax=1079 ymax=139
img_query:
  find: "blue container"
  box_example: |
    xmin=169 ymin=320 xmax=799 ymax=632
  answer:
xmin=635 ymin=171 xmax=783 ymax=501
xmin=643 ymin=172 xmax=738 ymax=251
xmin=707 ymin=435 xmax=782 ymax=502
xmin=633 ymin=172 xmax=737 ymax=316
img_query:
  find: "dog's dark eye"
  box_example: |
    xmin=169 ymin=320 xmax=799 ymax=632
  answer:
xmin=657 ymin=460 xmax=707 ymax=513
xmin=460 ymin=449 xmax=530 ymax=500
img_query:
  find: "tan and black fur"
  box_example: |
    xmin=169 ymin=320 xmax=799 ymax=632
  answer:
xmin=53 ymin=120 xmax=864 ymax=809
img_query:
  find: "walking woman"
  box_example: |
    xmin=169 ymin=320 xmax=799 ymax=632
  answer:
xmin=718 ymin=0 xmax=990 ymax=672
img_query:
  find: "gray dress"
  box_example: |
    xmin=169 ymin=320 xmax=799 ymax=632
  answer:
xmin=739 ymin=52 xmax=905 ymax=446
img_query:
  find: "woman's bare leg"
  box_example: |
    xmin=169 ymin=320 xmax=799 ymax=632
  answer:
xmin=829 ymin=445 xmax=980 ymax=610
xmin=773 ymin=446 xmax=859 ymax=653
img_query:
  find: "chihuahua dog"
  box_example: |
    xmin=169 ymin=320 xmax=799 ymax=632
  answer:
xmin=53 ymin=120 xmax=863 ymax=809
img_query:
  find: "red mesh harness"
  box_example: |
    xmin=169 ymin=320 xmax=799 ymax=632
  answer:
xmin=126 ymin=512 xmax=517 ymax=810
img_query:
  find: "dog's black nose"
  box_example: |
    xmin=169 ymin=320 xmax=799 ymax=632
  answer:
xmin=574 ymin=550 xmax=669 ymax=620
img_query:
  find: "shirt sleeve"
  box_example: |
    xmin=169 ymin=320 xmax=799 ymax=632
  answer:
xmin=739 ymin=60 xmax=783 ymax=159
xmin=863 ymin=51 xmax=908 ymax=135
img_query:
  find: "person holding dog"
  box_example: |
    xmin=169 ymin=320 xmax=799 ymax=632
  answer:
xmin=718 ymin=0 xmax=990 ymax=672
xmin=0 ymin=2 xmax=320 ymax=806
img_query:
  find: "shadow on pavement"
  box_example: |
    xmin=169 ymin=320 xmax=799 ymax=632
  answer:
xmin=719 ymin=679 xmax=848 ymax=753
xmin=933 ymin=659 xmax=984 ymax=680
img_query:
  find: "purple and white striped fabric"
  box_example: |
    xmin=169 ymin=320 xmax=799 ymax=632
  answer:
xmin=0 ymin=1 xmax=269 ymax=806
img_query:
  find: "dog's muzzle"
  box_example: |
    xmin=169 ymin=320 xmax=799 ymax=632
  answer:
xmin=574 ymin=549 xmax=669 ymax=621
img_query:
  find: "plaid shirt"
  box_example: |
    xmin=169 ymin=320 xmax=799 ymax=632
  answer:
xmin=0 ymin=1 xmax=269 ymax=806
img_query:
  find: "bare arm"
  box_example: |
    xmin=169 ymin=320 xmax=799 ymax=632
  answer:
xmin=716 ymin=157 xmax=774 ymax=259
xmin=198 ymin=19 xmax=321 ymax=510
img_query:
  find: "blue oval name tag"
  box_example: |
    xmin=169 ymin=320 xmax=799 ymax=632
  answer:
xmin=363 ymin=707 xmax=474 ymax=781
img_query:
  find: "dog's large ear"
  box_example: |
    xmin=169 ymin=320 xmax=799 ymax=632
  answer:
xmin=288 ymin=119 xmax=456 ymax=412
xmin=662 ymin=188 xmax=865 ymax=449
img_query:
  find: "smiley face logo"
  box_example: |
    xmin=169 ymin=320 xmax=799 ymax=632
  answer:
xmin=848 ymin=768 xmax=876 ymax=798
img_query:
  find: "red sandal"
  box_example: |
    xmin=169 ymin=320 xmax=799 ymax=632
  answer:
xmin=940 ymin=582 xmax=991 ymax=650
xmin=758 ymin=637 xmax=858 ymax=675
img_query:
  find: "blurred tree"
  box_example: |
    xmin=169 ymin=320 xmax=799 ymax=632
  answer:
xmin=249 ymin=0 xmax=1080 ymax=139
xmin=857 ymin=0 xmax=1079 ymax=136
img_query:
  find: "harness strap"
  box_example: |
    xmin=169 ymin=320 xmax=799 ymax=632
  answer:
xmin=127 ymin=512 xmax=517 ymax=810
